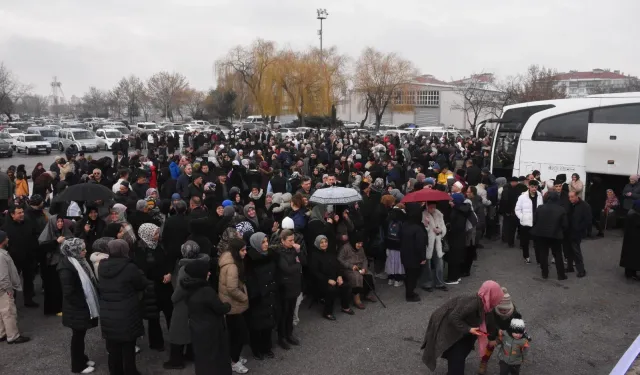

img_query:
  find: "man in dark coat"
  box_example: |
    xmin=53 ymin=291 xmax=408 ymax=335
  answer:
xmin=499 ymin=177 xmax=521 ymax=247
xmin=131 ymin=174 xmax=150 ymax=201
xmin=464 ymin=159 xmax=482 ymax=186
xmin=531 ymin=192 xmax=568 ymax=280
xmin=2 ymin=206 xmax=40 ymax=307
xmin=184 ymin=174 xmax=205 ymax=200
xmin=400 ymin=203 xmax=427 ymax=302
xmin=567 ymin=191 xmax=591 ymax=278
xmin=114 ymin=181 xmax=138 ymax=211
xmin=161 ymin=201 xmax=191 ymax=267
xmin=620 ymin=201 xmax=640 ymax=279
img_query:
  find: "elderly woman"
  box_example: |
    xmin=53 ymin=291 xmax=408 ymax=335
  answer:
xmin=164 ymin=241 xmax=209 ymax=370
xmin=597 ymin=189 xmax=620 ymax=236
xmin=421 ymin=280 xmax=504 ymax=374
xmin=106 ymin=203 xmax=136 ymax=246
xmin=57 ymin=238 xmax=99 ymax=374
xmin=39 ymin=214 xmax=74 ymax=315
xmin=338 ymin=232 xmax=376 ymax=309
xmin=311 ymin=235 xmax=354 ymax=321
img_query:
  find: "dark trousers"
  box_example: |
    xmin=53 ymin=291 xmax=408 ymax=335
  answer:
xmin=499 ymin=361 xmax=521 ymax=375
xmin=278 ymin=297 xmax=296 ymax=339
xmin=519 ymin=225 xmax=532 ymax=259
xmin=15 ymin=260 xmax=35 ymax=302
xmin=443 ymin=334 xmax=476 ymax=375
xmin=535 ymin=238 xmax=566 ymax=279
xmin=147 ymin=313 xmax=171 ymax=349
xmin=504 ymin=215 xmax=518 ymax=246
xmin=227 ymin=314 xmax=248 ymax=363
xmin=106 ymin=339 xmax=138 ymax=375
xmin=460 ymin=245 xmax=477 ymax=275
xmin=168 ymin=344 xmax=192 ymax=365
xmin=249 ymin=328 xmax=272 ymax=355
xmin=625 ymin=268 xmax=638 ymax=278
xmin=567 ymin=238 xmax=586 ymax=273
xmin=44 ymin=264 xmax=62 ymax=315
xmin=404 ymin=267 xmax=421 ymax=298
xmin=70 ymin=329 xmax=89 ymax=373
xmin=322 ymin=284 xmax=351 ymax=315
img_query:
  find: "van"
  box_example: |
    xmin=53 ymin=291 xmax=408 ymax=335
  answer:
xmin=58 ymin=129 xmax=99 ymax=152
xmin=27 ymin=127 xmax=60 ymax=148
xmin=414 ymin=127 xmax=461 ymax=140
xmin=133 ymin=122 xmax=160 ymax=134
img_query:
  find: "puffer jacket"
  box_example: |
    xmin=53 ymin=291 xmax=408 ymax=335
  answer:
xmin=515 ymin=191 xmax=543 ymax=227
xmin=218 ymin=251 xmax=249 ymax=314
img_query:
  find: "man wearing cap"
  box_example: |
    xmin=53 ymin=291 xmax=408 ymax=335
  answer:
xmin=515 ymin=180 xmax=544 ymax=263
xmin=0 ymin=230 xmax=30 ymax=344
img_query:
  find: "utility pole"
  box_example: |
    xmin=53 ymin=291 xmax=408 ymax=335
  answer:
xmin=317 ymin=9 xmax=328 ymax=56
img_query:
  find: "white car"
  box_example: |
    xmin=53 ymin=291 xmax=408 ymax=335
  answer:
xmin=95 ymin=129 xmax=123 ymax=150
xmin=0 ymin=132 xmax=15 ymax=148
xmin=342 ymin=121 xmax=360 ymax=129
xmin=2 ymin=127 xmax=25 ymax=139
xmin=14 ymin=134 xmax=52 ymax=155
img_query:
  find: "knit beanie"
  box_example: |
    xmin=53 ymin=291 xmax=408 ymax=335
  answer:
xmin=495 ymin=287 xmax=514 ymax=315
xmin=509 ymin=318 xmax=526 ymax=335
xmin=282 ymin=217 xmax=295 ymax=230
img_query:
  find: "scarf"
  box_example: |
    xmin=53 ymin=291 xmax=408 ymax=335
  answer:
xmin=249 ymin=232 xmax=267 ymax=255
xmin=477 ymin=280 xmax=505 ymax=358
xmin=60 ymin=238 xmax=99 ymax=319
xmin=138 ymin=223 xmax=159 ymax=249
xmin=314 ymin=235 xmax=328 ymax=250
xmin=605 ymin=189 xmax=619 ymax=211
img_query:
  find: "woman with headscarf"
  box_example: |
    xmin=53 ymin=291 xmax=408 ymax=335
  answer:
xmin=244 ymin=232 xmax=278 ymax=360
xmin=305 ymin=204 xmax=337 ymax=254
xmin=338 ymin=232 xmax=375 ymax=310
xmin=445 ymin=193 xmax=472 ymax=284
xmin=310 ymin=235 xmax=354 ymax=321
xmin=57 ymin=238 xmax=100 ymax=374
xmin=217 ymin=226 xmax=240 ymax=257
xmin=98 ymin=239 xmax=149 ymax=375
xmin=74 ymin=206 xmax=106 ymax=255
xmin=134 ymin=223 xmax=174 ymax=351
xmin=89 ymin=237 xmax=113 ymax=279
xmin=597 ymin=189 xmax=620 ymax=237
xmin=421 ymin=280 xmax=505 ymax=374
xmin=38 ymin=214 xmax=74 ymax=315
xmin=31 ymin=162 xmax=46 ymax=183
xmin=106 ymin=203 xmax=136 ymax=247
xmin=164 ymin=241 xmax=210 ymax=370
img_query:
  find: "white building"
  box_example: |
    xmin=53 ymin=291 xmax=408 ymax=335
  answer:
xmin=337 ymin=74 xmax=498 ymax=130
xmin=553 ymin=69 xmax=636 ymax=98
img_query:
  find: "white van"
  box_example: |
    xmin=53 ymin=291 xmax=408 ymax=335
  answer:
xmin=414 ymin=127 xmax=461 ymax=140
xmin=133 ymin=122 xmax=160 ymax=134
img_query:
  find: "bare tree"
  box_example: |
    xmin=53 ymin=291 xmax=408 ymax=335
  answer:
xmin=0 ymin=62 xmax=32 ymax=120
xmin=354 ymin=47 xmax=417 ymax=130
xmin=117 ymin=75 xmax=146 ymax=124
xmin=82 ymin=87 xmax=107 ymax=116
xmin=182 ymin=88 xmax=206 ymax=119
xmin=451 ymin=73 xmax=498 ymax=131
xmin=18 ymin=95 xmax=49 ymax=117
xmin=147 ymin=71 xmax=189 ymax=121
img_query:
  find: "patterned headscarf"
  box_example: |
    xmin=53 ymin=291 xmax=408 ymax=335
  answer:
xmin=138 ymin=223 xmax=159 ymax=249
xmin=60 ymin=238 xmax=86 ymax=259
xmin=181 ymin=240 xmax=201 ymax=259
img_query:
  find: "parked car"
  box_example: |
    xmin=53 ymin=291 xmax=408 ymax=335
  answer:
xmin=414 ymin=126 xmax=461 ymax=140
xmin=0 ymin=132 xmax=16 ymax=149
xmin=27 ymin=127 xmax=60 ymax=148
xmin=0 ymin=139 xmax=13 ymax=158
xmin=132 ymin=122 xmax=161 ymax=134
xmin=58 ymin=129 xmax=99 ymax=152
xmin=14 ymin=134 xmax=52 ymax=155
xmin=95 ymin=129 xmax=123 ymax=150
xmin=342 ymin=121 xmax=359 ymax=129
xmin=2 ymin=127 xmax=25 ymax=139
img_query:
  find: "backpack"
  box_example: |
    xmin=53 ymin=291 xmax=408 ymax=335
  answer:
xmin=386 ymin=219 xmax=402 ymax=242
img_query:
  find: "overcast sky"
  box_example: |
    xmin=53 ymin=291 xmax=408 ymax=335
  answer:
xmin=1 ymin=0 xmax=639 ymax=97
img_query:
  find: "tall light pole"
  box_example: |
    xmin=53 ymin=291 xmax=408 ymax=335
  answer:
xmin=317 ymin=8 xmax=328 ymax=56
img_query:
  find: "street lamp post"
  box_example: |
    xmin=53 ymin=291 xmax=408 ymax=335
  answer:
xmin=317 ymin=8 xmax=328 ymax=55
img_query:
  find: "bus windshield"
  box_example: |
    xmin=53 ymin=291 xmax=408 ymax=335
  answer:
xmin=491 ymin=104 xmax=555 ymax=173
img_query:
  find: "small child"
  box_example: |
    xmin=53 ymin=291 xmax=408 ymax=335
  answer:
xmin=497 ymin=318 xmax=530 ymax=375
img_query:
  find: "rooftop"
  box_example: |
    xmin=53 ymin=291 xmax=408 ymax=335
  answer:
xmin=554 ymin=69 xmax=632 ymax=81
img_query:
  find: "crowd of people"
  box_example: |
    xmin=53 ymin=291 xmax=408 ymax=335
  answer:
xmin=0 ymin=125 xmax=638 ymax=375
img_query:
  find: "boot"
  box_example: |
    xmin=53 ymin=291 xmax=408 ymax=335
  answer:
xmin=353 ymin=294 xmax=365 ymax=309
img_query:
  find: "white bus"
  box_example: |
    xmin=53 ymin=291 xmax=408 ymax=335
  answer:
xmin=490 ymin=93 xmax=640 ymax=193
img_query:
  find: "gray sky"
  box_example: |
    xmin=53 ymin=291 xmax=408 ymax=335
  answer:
xmin=1 ymin=0 xmax=639 ymax=97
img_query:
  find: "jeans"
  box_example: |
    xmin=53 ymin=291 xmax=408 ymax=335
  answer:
xmin=71 ymin=329 xmax=89 ymax=373
xmin=106 ymin=339 xmax=138 ymax=375
xmin=420 ymin=257 xmax=445 ymax=288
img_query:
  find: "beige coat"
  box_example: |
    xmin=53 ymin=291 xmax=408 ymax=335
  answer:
xmin=218 ymin=251 xmax=249 ymax=314
xmin=337 ymin=242 xmax=366 ymax=289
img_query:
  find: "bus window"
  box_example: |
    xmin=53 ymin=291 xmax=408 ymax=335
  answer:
xmin=532 ymin=110 xmax=589 ymax=142
xmin=592 ymin=104 xmax=640 ymax=124
xmin=492 ymin=132 xmax=519 ymax=169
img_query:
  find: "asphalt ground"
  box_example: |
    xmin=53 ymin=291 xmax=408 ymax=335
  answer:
xmin=1 ymin=228 xmax=638 ymax=375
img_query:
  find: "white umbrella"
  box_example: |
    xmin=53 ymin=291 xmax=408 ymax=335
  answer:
xmin=309 ymin=186 xmax=362 ymax=205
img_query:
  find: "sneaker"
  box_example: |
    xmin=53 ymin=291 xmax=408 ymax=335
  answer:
xmin=445 ymin=278 xmax=461 ymax=285
xmin=393 ymin=280 xmax=404 ymax=287
xmin=80 ymin=367 xmax=95 ymax=374
xmin=577 ymin=271 xmax=587 ymax=278
xmin=86 ymin=361 xmax=95 ymax=367
xmin=135 ymin=345 xmax=141 ymax=354
xmin=8 ymin=336 xmax=30 ymax=344
xmin=388 ymin=279 xmax=394 ymax=286
xmin=374 ymin=272 xmax=388 ymax=280
xmin=551 ymin=257 xmax=555 ymax=264
xmin=231 ymin=361 xmax=249 ymax=374
xmin=56 ymin=312 xmax=63 ymax=317
xmin=525 ymin=258 xmax=531 ymax=264
xmin=239 ymin=357 xmax=247 ymax=365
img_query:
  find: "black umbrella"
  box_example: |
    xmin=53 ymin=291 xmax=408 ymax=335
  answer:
xmin=54 ymin=183 xmax=115 ymax=202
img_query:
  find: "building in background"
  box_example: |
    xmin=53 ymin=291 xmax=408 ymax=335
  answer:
xmin=553 ymin=69 xmax=637 ymax=98
xmin=338 ymin=74 xmax=499 ymax=130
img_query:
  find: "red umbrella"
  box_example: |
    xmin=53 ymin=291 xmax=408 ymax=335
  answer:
xmin=401 ymin=188 xmax=451 ymax=203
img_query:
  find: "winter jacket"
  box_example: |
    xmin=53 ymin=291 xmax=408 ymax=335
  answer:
xmin=497 ymin=330 xmax=529 ymax=366
xmin=14 ymin=179 xmax=28 ymax=197
xmin=169 ymin=162 xmax=181 ymax=180
xmin=57 ymin=256 xmax=99 ymax=331
xmin=2 ymin=217 xmax=40 ymax=265
xmin=400 ymin=203 xmax=427 ymax=268
xmin=161 ymin=213 xmax=191 ymax=267
xmin=465 ymin=165 xmax=482 ymax=186
xmin=310 ymin=248 xmax=342 ymax=286
xmin=244 ymin=246 xmax=278 ymax=331
xmin=288 ymin=209 xmax=307 ymax=232
xmin=274 ymin=244 xmax=305 ymax=299
xmin=0 ymin=248 xmax=21 ymax=293
xmin=568 ymin=199 xmax=592 ymax=240
xmin=98 ymin=257 xmax=149 ymax=341
xmin=0 ymin=171 xmax=12 ymax=200
xmin=169 ymin=255 xmax=210 ymax=345
xmin=337 ymin=242 xmax=366 ymax=288
xmin=530 ymin=201 xmax=567 ymax=240
xmin=423 ymin=209 xmax=447 ymax=259
xmin=176 ymin=173 xmax=193 ymax=197
xmin=622 ymin=182 xmax=640 ymax=210
xmin=217 ymin=251 xmax=248 ymax=314
xmin=515 ymin=192 xmax=543 ymax=227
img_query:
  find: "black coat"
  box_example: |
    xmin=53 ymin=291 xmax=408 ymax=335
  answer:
xmin=244 ymin=247 xmax=279 ymax=330
xmin=98 ymin=257 xmax=148 ymax=341
xmin=274 ymin=245 xmax=305 ymax=299
xmin=162 ymin=213 xmax=191 ymax=267
xmin=309 ymin=248 xmax=341 ymax=285
xmin=183 ymin=277 xmax=232 ymax=375
xmin=531 ymin=201 xmax=567 ymax=240
xmin=2 ymin=217 xmax=39 ymax=265
xmin=133 ymin=242 xmax=174 ymax=313
xmin=448 ymin=203 xmax=471 ymax=264
xmin=620 ymin=209 xmax=640 ymax=271
xmin=74 ymin=217 xmax=106 ymax=254
xmin=57 ymin=257 xmax=99 ymax=331
xmin=399 ymin=203 xmax=427 ymax=268
xmin=568 ymin=199 xmax=592 ymax=239
xmin=465 ymin=165 xmax=482 ymax=186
